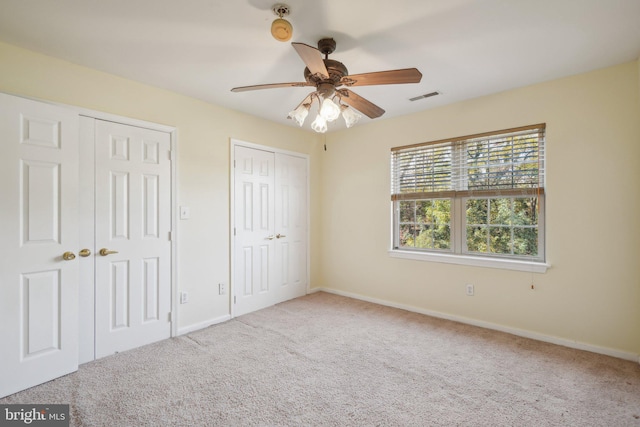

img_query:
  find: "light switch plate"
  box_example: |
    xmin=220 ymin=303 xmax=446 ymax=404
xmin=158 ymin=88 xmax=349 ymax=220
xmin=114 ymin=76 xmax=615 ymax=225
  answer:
xmin=180 ymin=206 xmax=190 ymax=220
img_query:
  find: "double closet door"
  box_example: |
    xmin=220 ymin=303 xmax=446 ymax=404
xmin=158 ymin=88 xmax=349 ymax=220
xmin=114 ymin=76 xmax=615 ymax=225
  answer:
xmin=0 ymin=93 xmax=172 ymax=398
xmin=233 ymin=144 xmax=308 ymax=317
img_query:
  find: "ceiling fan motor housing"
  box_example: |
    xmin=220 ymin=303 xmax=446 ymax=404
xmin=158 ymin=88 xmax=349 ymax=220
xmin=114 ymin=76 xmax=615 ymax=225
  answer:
xmin=304 ymin=59 xmax=348 ymax=86
xmin=303 ymin=38 xmax=347 ymax=95
xmin=316 ymin=82 xmax=336 ymax=98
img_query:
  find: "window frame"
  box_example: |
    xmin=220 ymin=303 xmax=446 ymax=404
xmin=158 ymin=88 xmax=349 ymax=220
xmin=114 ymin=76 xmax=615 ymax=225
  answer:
xmin=390 ymin=124 xmax=548 ymax=273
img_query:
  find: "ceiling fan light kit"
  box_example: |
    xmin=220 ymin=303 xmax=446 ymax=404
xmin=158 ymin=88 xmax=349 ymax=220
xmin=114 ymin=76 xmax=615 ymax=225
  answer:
xmin=320 ymin=98 xmax=341 ymax=122
xmin=288 ymin=103 xmax=310 ymax=127
xmin=341 ymin=105 xmax=362 ymax=128
xmin=232 ymin=37 xmax=422 ymax=133
xmin=289 ymin=95 xmax=361 ymax=131
xmin=271 ymin=4 xmax=292 ymax=42
xmin=310 ymin=114 xmax=328 ymax=133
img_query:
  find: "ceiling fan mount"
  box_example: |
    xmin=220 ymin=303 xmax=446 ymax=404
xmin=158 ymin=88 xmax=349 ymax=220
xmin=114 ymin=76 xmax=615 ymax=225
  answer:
xmin=317 ymin=37 xmax=337 ymax=56
xmin=231 ymin=37 xmax=423 ymax=132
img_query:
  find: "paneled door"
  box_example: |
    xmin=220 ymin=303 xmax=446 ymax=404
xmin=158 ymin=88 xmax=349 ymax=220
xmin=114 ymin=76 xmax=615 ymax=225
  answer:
xmin=233 ymin=144 xmax=307 ymax=317
xmin=274 ymin=153 xmax=308 ymax=303
xmin=0 ymin=93 xmax=80 ymax=398
xmin=233 ymin=146 xmax=276 ymax=316
xmin=94 ymin=120 xmax=172 ymax=359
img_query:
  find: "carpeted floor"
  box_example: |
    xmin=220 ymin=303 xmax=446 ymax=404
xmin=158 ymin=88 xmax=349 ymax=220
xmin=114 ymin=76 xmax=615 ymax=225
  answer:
xmin=2 ymin=291 xmax=639 ymax=426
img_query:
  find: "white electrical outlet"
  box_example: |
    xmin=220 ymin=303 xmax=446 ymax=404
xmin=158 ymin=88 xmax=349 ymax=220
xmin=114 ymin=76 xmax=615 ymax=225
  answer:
xmin=466 ymin=284 xmax=474 ymax=296
xmin=219 ymin=283 xmax=226 ymax=295
xmin=180 ymin=291 xmax=189 ymax=304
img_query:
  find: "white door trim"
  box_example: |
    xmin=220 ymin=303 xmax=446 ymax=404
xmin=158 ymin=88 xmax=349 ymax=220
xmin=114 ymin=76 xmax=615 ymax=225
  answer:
xmin=229 ymin=138 xmax=310 ymax=319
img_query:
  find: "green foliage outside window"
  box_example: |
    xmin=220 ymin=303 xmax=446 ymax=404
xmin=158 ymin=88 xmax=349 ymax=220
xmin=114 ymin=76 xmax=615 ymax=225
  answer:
xmin=466 ymin=197 xmax=538 ymax=256
xmin=399 ymin=199 xmax=451 ymax=250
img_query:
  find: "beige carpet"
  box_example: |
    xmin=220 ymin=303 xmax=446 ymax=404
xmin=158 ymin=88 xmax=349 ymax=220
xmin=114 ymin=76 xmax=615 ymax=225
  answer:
xmin=2 ymin=291 xmax=639 ymax=426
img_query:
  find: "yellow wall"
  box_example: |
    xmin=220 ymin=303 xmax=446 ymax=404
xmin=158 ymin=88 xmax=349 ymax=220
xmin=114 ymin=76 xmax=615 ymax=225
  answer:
xmin=0 ymin=41 xmax=323 ymax=329
xmin=320 ymin=61 xmax=640 ymax=358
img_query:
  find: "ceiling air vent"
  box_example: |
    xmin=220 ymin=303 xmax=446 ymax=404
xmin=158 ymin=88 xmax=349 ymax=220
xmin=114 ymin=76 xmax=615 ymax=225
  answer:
xmin=409 ymin=91 xmax=440 ymax=102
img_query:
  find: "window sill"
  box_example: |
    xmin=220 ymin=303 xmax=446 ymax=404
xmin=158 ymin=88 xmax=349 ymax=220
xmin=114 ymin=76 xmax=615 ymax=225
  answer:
xmin=388 ymin=249 xmax=549 ymax=273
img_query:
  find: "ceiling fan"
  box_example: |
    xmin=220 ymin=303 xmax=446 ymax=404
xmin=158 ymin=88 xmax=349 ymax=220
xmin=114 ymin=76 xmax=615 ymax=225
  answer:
xmin=231 ymin=38 xmax=422 ymax=132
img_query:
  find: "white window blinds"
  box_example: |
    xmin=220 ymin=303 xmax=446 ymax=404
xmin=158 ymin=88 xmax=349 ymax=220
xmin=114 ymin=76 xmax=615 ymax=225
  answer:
xmin=391 ymin=124 xmax=545 ymax=201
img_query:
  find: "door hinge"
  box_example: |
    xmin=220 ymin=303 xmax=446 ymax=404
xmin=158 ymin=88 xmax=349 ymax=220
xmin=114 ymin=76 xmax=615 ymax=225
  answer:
xmin=234 ymin=227 xmax=236 ymax=236
xmin=168 ymin=312 xmax=172 ymax=322
xmin=233 ymin=159 xmax=236 ymax=168
xmin=168 ymin=231 xmax=172 ymax=241
xmin=168 ymin=150 xmax=172 ymax=160
xmin=234 ymin=295 xmax=236 ymax=304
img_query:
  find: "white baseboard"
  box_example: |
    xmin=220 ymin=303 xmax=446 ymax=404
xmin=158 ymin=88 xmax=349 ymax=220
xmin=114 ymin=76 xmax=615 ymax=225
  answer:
xmin=312 ymin=287 xmax=640 ymax=364
xmin=177 ymin=314 xmax=231 ymax=336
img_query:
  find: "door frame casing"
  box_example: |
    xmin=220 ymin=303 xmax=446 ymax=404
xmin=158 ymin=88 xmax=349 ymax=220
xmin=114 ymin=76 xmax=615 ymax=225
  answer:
xmin=229 ymin=138 xmax=311 ymax=319
xmin=77 ymin=110 xmax=178 ymax=364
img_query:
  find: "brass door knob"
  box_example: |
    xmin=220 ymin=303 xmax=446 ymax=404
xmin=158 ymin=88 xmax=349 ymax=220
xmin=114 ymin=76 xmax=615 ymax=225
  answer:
xmin=79 ymin=249 xmax=91 ymax=257
xmin=62 ymin=251 xmax=76 ymax=261
xmin=276 ymin=234 xmax=287 ymax=239
xmin=99 ymin=248 xmax=119 ymax=256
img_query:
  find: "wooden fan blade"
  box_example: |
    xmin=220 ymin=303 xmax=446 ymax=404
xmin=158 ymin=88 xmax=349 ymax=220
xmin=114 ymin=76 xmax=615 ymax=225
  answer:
xmin=292 ymin=42 xmax=329 ymax=79
xmin=231 ymin=82 xmax=313 ymax=92
xmin=340 ymin=68 xmax=422 ymax=87
xmin=338 ymin=89 xmax=385 ymax=119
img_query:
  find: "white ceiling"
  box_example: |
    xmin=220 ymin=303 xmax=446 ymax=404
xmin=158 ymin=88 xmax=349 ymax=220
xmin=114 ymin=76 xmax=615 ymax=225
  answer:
xmin=1 ymin=0 xmax=639 ymax=132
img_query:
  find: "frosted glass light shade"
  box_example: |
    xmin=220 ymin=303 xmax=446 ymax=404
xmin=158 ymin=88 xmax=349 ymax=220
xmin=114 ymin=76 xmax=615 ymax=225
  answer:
xmin=319 ymin=98 xmax=341 ymax=122
xmin=341 ymin=106 xmax=362 ymax=128
xmin=310 ymin=114 xmax=328 ymax=133
xmin=288 ymin=104 xmax=309 ymax=126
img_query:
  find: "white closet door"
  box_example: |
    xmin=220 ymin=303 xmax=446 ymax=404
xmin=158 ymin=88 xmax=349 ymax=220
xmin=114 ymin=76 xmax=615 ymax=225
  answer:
xmin=233 ymin=146 xmax=277 ymax=316
xmin=0 ymin=93 xmax=79 ymax=398
xmin=274 ymin=152 xmax=307 ymax=302
xmin=233 ymin=144 xmax=307 ymax=317
xmin=94 ymin=120 xmax=172 ymax=359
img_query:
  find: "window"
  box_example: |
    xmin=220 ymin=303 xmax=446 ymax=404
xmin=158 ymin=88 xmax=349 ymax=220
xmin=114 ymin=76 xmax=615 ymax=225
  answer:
xmin=391 ymin=124 xmax=545 ymax=265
